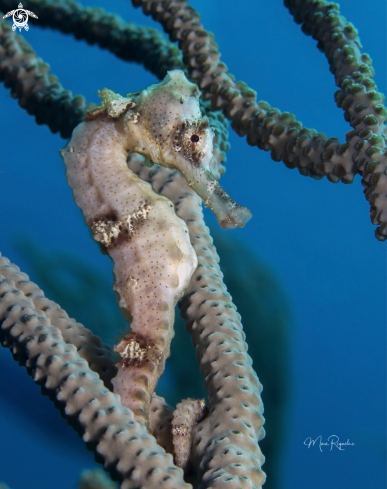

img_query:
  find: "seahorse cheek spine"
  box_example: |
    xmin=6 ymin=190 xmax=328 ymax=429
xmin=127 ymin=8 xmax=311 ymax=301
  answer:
xmin=61 ymin=116 xmax=198 ymax=425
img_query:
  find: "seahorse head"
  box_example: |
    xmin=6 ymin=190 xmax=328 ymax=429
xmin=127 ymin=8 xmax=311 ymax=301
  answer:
xmin=130 ymin=70 xmax=215 ymax=178
xmin=122 ymin=70 xmax=251 ymax=230
xmin=84 ymin=70 xmax=251 ymax=230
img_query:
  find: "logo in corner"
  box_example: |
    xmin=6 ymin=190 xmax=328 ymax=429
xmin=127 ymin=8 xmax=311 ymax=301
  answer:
xmin=2 ymin=3 xmax=38 ymax=32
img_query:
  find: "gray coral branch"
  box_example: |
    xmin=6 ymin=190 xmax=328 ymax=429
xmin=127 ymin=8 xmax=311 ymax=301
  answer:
xmin=0 ymin=255 xmax=190 ymax=489
xmin=128 ymin=156 xmax=266 ymax=488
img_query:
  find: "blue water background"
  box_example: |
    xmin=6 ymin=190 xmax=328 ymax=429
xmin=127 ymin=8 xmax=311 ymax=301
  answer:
xmin=0 ymin=1 xmax=386 ymax=488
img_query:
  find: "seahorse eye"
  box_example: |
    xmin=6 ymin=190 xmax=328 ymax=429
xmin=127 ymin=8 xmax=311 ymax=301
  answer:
xmin=183 ymin=127 xmax=205 ymax=153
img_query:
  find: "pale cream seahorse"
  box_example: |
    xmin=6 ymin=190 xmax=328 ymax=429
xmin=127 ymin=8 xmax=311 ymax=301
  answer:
xmin=61 ymin=70 xmax=251 ymax=425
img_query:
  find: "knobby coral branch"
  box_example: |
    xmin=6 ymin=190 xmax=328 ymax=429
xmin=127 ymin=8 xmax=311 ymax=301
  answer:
xmin=285 ymin=0 xmax=387 ymax=239
xmin=0 ymin=255 xmax=190 ymax=489
xmin=132 ymin=0 xmax=387 ymax=240
xmin=0 ymin=15 xmax=86 ymax=137
xmin=0 ymin=0 xmax=185 ymax=79
xmin=0 ymin=254 xmax=117 ymax=388
xmin=128 ymin=156 xmax=266 ymax=488
xmin=0 ymin=254 xmax=190 ymax=456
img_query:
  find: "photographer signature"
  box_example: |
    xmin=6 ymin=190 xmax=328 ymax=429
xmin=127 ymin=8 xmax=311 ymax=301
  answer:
xmin=304 ymin=435 xmax=355 ymax=452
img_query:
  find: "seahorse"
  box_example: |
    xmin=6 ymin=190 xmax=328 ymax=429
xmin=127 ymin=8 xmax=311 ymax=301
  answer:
xmin=61 ymin=70 xmax=251 ymax=425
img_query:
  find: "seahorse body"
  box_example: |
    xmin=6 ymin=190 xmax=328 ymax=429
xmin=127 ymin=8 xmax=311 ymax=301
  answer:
xmin=60 ymin=73 xmax=199 ymax=424
xmin=61 ymin=70 xmax=250 ymax=424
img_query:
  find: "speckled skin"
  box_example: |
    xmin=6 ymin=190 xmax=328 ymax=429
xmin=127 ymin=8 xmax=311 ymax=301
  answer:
xmin=61 ymin=71 xmax=243 ymax=424
xmin=124 ymin=71 xmax=252 ymax=230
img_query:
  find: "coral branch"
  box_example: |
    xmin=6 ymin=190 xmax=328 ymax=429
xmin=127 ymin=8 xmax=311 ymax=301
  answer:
xmin=148 ymin=394 xmax=175 ymax=454
xmin=284 ymin=0 xmax=387 ymax=239
xmin=129 ymin=156 xmax=266 ymax=489
xmin=0 ymin=0 xmax=184 ymax=80
xmin=0 ymin=254 xmax=117 ymax=388
xmin=133 ymin=0 xmax=387 ymax=240
xmin=0 ymin=16 xmax=86 ymax=137
xmin=132 ymin=0 xmax=351 ymax=179
xmin=0 ymin=256 xmax=191 ymax=489
xmin=0 ymin=255 xmax=181 ymax=454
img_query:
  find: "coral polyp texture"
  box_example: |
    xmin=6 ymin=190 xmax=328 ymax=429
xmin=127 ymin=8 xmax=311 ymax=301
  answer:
xmin=0 ymin=1 xmax=385 ymax=489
